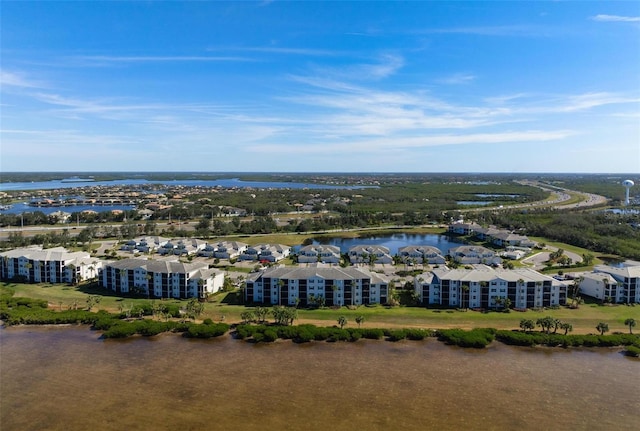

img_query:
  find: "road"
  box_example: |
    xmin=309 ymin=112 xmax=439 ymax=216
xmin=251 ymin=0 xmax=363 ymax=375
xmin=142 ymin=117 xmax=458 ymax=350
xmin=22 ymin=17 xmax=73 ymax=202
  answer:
xmin=460 ymin=181 xmax=608 ymax=214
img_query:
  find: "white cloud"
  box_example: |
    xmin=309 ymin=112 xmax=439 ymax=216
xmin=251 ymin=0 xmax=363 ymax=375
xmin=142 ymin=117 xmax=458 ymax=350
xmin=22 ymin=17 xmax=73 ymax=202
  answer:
xmin=0 ymin=70 xmax=45 ymax=89
xmin=247 ymin=130 xmax=575 ymax=154
xmin=591 ymin=15 xmax=640 ymax=23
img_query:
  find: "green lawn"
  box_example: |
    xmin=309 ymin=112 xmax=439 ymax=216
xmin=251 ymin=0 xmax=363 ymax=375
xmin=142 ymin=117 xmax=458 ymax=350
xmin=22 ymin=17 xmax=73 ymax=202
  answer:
xmin=6 ymin=281 xmax=639 ymax=334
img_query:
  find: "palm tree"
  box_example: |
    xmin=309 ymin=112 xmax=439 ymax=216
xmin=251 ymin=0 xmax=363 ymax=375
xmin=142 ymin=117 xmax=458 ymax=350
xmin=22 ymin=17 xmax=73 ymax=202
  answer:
xmin=570 ymin=276 xmax=584 ymax=308
xmin=560 ymin=322 xmax=573 ymax=335
xmin=624 ymin=318 xmax=636 ymax=334
xmin=337 ymin=315 xmax=347 ymax=329
xmin=460 ymin=283 xmax=470 ymax=309
xmin=595 ymin=322 xmax=609 ymax=336
xmin=355 ymin=315 xmax=365 ymax=328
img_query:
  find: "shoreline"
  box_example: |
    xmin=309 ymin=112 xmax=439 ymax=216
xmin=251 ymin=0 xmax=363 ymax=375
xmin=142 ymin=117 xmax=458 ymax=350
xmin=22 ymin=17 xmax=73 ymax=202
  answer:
xmin=2 ymin=320 xmax=638 ymax=356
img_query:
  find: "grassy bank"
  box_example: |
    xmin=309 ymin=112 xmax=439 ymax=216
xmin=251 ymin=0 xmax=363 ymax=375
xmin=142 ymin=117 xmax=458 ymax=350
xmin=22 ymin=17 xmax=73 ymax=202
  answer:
xmin=5 ymin=281 xmax=639 ymax=335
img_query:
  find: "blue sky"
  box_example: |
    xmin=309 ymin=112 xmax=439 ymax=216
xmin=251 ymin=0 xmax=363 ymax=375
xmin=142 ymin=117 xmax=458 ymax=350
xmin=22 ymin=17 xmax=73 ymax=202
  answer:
xmin=1 ymin=1 xmax=639 ymax=173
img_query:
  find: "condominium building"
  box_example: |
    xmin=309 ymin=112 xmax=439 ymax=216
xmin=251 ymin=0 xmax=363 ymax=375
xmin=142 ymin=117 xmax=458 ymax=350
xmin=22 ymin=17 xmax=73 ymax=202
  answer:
xmin=414 ymin=266 xmax=567 ymax=309
xmin=245 ymin=265 xmax=390 ymax=306
xmin=0 ymin=246 xmax=101 ymax=284
xmin=101 ymin=258 xmax=223 ymax=299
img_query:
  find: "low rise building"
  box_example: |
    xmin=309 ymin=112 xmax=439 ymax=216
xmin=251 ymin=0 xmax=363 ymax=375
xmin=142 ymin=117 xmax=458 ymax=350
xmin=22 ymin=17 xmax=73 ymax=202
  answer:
xmin=348 ymin=245 xmax=393 ymax=265
xmin=120 ymin=236 xmax=171 ymax=254
xmin=240 ymin=244 xmax=291 ymax=262
xmin=101 ymin=258 xmax=223 ymax=299
xmin=245 ymin=265 xmax=390 ymax=306
xmin=198 ymin=240 xmax=248 ymax=259
xmin=448 ymin=245 xmax=502 ymax=266
xmin=414 ymin=266 xmax=567 ymax=309
xmin=297 ymin=244 xmax=341 ymax=264
xmin=0 ymin=246 xmax=102 ymax=284
xmin=589 ymin=264 xmax=640 ymax=303
xmin=397 ymin=245 xmax=446 ymax=265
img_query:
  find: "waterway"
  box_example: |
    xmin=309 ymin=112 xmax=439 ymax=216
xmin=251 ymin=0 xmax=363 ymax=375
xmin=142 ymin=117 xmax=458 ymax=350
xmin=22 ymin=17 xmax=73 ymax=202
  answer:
xmin=0 ymin=202 xmax=136 ymax=215
xmin=1 ymin=326 xmax=637 ymax=431
xmin=0 ymin=178 xmax=370 ymax=192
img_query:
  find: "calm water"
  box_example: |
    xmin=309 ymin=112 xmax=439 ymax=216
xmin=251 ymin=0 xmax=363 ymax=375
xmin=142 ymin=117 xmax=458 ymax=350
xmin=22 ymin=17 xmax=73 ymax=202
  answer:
xmin=1 ymin=326 xmax=638 ymax=431
xmin=0 ymin=178 xmax=369 ymax=192
xmin=0 ymin=202 xmax=136 ymax=215
xmin=316 ymin=233 xmax=465 ymax=255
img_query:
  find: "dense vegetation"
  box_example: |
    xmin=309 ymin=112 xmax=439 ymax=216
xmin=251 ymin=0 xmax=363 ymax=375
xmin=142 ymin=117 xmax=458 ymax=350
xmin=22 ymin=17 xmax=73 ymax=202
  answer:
xmin=478 ymin=209 xmax=640 ymax=260
xmin=2 ymin=286 xmax=638 ymax=352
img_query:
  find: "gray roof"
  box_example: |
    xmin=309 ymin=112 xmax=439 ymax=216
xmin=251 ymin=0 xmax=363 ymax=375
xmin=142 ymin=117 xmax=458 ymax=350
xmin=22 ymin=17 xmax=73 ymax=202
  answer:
xmin=431 ymin=266 xmax=562 ymax=284
xmin=106 ymin=258 xmax=208 ymax=274
xmin=1 ymin=246 xmax=90 ymax=263
xmin=250 ymin=265 xmax=389 ymax=284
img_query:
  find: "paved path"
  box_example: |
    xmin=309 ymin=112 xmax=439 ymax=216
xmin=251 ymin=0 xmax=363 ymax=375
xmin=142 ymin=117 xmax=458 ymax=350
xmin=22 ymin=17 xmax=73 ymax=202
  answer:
xmin=521 ymin=248 xmax=582 ymax=270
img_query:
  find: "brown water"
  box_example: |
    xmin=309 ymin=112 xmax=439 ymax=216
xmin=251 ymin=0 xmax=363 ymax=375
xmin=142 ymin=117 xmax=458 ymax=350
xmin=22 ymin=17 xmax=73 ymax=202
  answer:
xmin=1 ymin=327 xmax=638 ymax=431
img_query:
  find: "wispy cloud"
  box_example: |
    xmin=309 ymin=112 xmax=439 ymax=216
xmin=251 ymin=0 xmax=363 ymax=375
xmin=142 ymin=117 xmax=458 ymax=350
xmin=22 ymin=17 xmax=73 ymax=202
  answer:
xmin=0 ymin=69 xmax=46 ymax=89
xmin=71 ymin=55 xmax=253 ymax=65
xmin=591 ymin=14 xmax=640 ymax=23
xmin=556 ymin=92 xmax=640 ymax=112
xmin=418 ymin=25 xmax=545 ymax=37
xmin=437 ymin=73 xmax=476 ymax=85
xmin=293 ymin=53 xmax=405 ymax=83
xmin=208 ymin=46 xmax=339 ymax=57
xmin=246 ymin=130 xmax=576 ymax=155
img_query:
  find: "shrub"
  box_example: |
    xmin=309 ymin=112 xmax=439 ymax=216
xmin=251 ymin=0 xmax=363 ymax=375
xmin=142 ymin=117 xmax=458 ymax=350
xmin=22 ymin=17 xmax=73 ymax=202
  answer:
xmin=361 ymin=328 xmax=384 ymax=340
xmin=185 ymin=322 xmax=229 ymax=338
xmin=437 ymin=328 xmax=496 ymax=348
xmin=623 ymin=345 xmax=640 ymax=357
xmin=102 ymin=322 xmax=137 ymax=338
xmin=405 ymin=328 xmax=431 ymax=340
xmin=387 ymin=329 xmax=407 ymax=342
xmin=262 ymin=329 xmax=278 ymax=342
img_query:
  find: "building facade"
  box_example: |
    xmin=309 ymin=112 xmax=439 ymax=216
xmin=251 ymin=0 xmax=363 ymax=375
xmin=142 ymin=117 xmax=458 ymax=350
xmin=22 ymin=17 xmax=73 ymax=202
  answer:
xmin=101 ymin=258 xmax=223 ymax=299
xmin=588 ymin=264 xmax=640 ymax=303
xmin=0 ymin=246 xmax=101 ymax=284
xmin=245 ymin=266 xmax=390 ymax=306
xmin=415 ymin=266 xmax=567 ymax=309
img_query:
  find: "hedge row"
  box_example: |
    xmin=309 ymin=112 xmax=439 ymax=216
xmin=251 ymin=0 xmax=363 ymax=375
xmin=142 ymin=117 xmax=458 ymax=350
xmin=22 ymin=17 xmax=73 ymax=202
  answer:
xmin=234 ymin=324 xmax=436 ymax=344
xmin=496 ymin=330 xmax=640 ymax=348
xmin=100 ymin=318 xmax=229 ymax=339
xmin=0 ymin=306 xmax=106 ymax=326
xmin=436 ymin=328 xmax=497 ymax=348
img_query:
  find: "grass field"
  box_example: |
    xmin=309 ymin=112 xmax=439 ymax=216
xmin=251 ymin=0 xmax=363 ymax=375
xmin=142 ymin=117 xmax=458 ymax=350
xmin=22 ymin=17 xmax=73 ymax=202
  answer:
xmin=5 ymin=281 xmax=639 ymax=334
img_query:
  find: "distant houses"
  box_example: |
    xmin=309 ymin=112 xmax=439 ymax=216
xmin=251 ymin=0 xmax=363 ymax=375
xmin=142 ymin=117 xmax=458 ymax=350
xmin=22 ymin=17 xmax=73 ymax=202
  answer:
xmin=448 ymin=221 xmax=537 ymax=249
xmin=297 ymin=245 xmax=341 ymax=264
xmin=348 ymin=245 xmax=393 ymax=265
xmin=397 ymin=245 xmax=446 ymax=265
xmin=240 ymin=243 xmax=291 ymax=262
xmin=448 ymin=245 xmax=502 ymax=266
xmin=198 ymin=241 xmax=248 ymax=259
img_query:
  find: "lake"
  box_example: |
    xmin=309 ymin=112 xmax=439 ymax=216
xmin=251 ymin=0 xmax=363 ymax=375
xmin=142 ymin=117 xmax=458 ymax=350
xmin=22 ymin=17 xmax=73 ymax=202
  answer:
xmin=1 ymin=326 xmax=637 ymax=431
xmin=313 ymin=232 xmax=465 ymax=255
